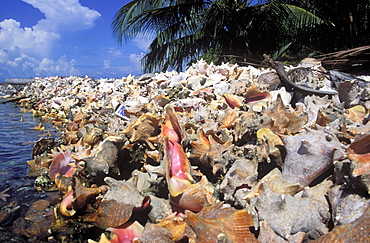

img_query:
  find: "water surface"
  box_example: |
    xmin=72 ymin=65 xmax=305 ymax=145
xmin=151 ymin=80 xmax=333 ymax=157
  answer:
xmin=0 ymin=101 xmax=58 ymax=192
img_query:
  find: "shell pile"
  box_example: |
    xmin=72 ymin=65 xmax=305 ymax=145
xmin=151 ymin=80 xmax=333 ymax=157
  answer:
xmin=7 ymin=58 xmax=370 ymax=242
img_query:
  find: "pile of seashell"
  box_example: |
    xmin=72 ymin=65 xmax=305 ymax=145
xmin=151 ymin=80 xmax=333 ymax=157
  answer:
xmin=11 ymin=58 xmax=370 ymax=242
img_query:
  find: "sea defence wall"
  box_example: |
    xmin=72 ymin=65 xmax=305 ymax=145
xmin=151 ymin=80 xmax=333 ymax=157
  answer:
xmin=5 ymin=78 xmax=35 ymax=85
xmin=0 ymin=79 xmax=34 ymax=100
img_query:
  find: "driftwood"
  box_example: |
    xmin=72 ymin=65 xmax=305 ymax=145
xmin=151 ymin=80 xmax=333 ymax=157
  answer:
xmin=319 ymin=45 xmax=370 ymax=75
xmin=263 ymin=54 xmax=338 ymax=96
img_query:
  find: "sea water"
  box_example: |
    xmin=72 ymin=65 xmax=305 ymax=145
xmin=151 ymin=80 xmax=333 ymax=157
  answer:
xmin=0 ymin=101 xmax=58 ymax=190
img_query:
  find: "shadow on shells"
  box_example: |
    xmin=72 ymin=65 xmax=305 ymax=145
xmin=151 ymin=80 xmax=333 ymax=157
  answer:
xmin=83 ymin=177 xmax=150 ymax=229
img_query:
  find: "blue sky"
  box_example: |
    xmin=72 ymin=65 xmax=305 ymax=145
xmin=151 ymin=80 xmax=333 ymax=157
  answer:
xmin=0 ymin=0 xmax=152 ymax=81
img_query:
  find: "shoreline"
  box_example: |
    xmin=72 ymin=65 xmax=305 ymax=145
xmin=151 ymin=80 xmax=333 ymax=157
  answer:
xmin=2 ymin=60 xmax=370 ymax=242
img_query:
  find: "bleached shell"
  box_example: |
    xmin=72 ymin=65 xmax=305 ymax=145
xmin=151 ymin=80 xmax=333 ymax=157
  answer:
xmin=269 ymin=87 xmax=292 ymax=106
xmin=311 ymin=205 xmax=370 ymax=242
xmin=220 ymin=158 xmax=258 ymax=201
xmin=253 ymin=180 xmax=331 ymax=240
xmin=328 ymin=186 xmax=370 ymax=226
xmin=303 ymin=95 xmax=331 ymax=125
xmin=282 ymin=128 xmax=345 ymax=189
xmin=177 ymin=98 xmax=207 ymax=110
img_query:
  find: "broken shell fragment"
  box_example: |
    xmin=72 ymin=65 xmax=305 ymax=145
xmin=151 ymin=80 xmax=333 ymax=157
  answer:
xmin=347 ymin=133 xmax=370 ymax=192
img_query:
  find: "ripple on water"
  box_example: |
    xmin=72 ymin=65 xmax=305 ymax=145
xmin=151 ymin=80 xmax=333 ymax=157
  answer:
xmin=0 ymin=102 xmax=58 ymax=184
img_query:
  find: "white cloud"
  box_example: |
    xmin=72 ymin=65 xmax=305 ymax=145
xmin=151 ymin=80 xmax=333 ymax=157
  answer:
xmin=35 ymin=57 xmax=78 ymax=76
xmin=132 ymin=35 xmax=155 ymax=52
xmin=0 ymin=19 xmax=59 ymax=59
xmin=0 ymin=0 xmax=100 ymax=80
xmin=107 ymin=48 xmax=124 ymax=59
xmin=23 ymin=0 xmax=101 ymax=32
xmin=1 ymin=53 xmax=78 ymax=78
xmin=129 ymin=53 xmax=144 ymax=69
xmin=98 ymin=52 xmax=144 ymax=78
xmin=103 ymin=60 xmax=111 ymax=69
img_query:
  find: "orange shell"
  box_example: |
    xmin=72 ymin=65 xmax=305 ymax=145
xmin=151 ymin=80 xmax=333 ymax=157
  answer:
xmin=184 ymin=202 xmax=260 ymax=243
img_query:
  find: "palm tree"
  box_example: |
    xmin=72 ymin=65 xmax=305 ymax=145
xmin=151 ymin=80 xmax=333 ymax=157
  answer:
xmin=290 ymin=0 xmax=370 ymax=52
xmin=112 ymin=0 xmax=325 ymax=73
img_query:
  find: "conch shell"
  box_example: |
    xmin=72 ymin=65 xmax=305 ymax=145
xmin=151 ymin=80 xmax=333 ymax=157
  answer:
xmin=184 ymin=202 xmax=260 ymax=242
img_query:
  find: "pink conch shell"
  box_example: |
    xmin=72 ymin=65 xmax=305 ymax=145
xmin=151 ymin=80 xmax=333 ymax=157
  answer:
xmin=107 ymin=221 xmax=144 ymax=243
xmin=49 ymin=150 xmax=75 ymax=180
xmin=165 ymin=137 xmax=194 ymax=197
xmin=245 ymin=84 xmax=271 ymax=112
xmin=89 ymin=221 xmax=144 ymax=243
xmin=59 ymin=187 xmax=75 ymax=217
xmin=223 ymin=93 xmax=243 ymax=109
xmin=161 ymin=104 xmax=184 ymax=143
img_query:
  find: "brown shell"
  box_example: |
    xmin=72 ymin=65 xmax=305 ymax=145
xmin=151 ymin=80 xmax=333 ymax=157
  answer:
xmin=82 ymin=136 xmax=124 ymax=175
xmin=123 ymin=113 xmax=162 ymax=145
xmin=184 ymin=202 xmax=260 ymax=243
xmin=189 ymin=130 xmax=234 ymax=174
xmin=82 ymin=126 xmax=104 ymax=148
xmin=27 ymin=155 xmax=52 ymax=176
xmin=71 ymin=177 xmax=102 ymax=212
xmin=83 ymin=177 xmax=149 ymax=229
xmin=263 ymin=95 xmax=308 ymax=135
xmin=157 ymin=213 xmax=191 ymax=241
xmin=347 ymin=133 xmax=370 ymax=192
xmin=55 ymin=173 xmax=73 ymax=194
